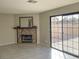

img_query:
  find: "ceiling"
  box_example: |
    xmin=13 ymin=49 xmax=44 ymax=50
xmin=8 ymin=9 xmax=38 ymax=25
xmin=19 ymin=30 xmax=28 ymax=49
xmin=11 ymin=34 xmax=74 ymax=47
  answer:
xmin=0 ymin=0 xmax=79 ymax=14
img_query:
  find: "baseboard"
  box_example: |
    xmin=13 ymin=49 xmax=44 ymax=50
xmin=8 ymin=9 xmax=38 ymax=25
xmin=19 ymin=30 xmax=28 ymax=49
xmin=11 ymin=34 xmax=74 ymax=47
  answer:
xmin=0 ymin=42 xmax=16 ymax=46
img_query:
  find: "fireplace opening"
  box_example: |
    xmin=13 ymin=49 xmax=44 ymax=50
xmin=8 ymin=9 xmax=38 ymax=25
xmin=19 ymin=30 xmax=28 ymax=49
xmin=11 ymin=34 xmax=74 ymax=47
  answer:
xmin=21 ymin=35 xmax=32 ymax=43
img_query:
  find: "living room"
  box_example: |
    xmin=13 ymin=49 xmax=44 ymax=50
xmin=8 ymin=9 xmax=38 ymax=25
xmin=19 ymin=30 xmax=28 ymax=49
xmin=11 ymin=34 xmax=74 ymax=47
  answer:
xmin=0 ymin=0 xmax=79 ymax=59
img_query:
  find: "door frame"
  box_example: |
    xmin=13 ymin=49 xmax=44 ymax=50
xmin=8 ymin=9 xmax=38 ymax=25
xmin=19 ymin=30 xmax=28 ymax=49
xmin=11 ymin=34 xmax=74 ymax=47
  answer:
xmin=50 ymin=12 xmax=79 ymax=57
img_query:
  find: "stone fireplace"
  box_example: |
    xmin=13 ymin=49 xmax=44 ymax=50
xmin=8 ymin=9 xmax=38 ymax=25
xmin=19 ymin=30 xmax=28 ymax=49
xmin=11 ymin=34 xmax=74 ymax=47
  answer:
xmin=14 ymin=26 xmax=37 ymax=44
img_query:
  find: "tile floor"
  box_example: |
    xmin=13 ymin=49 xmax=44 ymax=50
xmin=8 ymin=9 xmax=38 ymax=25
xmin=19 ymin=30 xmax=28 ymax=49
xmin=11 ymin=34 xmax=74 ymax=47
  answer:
xmin=0 ymin=44 xmax=78 ymax=59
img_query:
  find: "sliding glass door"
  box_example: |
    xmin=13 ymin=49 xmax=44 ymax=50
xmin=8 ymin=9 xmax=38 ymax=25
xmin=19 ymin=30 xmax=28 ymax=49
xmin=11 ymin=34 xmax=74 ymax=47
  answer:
xmin=63 ymin=14 xmax=79 ymax=56
xmin=51 ymin=16 xmax=62 ymax=50
xmin=50 ymin=13 xmax=79 ymax=57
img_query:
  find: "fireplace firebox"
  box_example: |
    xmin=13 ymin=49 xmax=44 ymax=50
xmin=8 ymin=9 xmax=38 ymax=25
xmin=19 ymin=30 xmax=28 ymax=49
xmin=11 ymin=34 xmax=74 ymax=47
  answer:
xmin=21 ymin=35 xmax=32 ymax=43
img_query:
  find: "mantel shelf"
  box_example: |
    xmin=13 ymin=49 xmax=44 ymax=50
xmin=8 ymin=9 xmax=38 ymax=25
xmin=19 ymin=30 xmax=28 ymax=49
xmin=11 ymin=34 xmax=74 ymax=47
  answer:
xmin=14 ymin=26 xmax=37 ymax=29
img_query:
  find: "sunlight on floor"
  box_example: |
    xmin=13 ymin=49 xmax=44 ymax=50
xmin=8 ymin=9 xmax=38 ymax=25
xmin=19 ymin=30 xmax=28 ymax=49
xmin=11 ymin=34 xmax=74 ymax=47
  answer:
xmin=51 ymin=48 xmax=78 ymax=59
xmin=51 ymin=49 xmax=64 ymax=59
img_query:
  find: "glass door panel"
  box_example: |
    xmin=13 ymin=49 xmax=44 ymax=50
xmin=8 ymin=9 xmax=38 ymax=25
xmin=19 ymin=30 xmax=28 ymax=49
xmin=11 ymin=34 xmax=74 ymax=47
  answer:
xmin=63 ymin=15 xmax=68 ymax=52
xmin=51 ymin=16 xmax=62 ymax=50
xmin=72 ymin=14 xmax=79 ymax=56
xmin=67 ymin=15 xmax=73 ymax=54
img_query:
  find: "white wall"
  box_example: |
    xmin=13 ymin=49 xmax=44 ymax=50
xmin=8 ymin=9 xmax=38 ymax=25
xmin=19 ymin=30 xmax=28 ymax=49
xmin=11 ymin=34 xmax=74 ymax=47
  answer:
xmin=0 ymin=14 xmax=16 ymax=46
xmin=39 ymin=2 xmax=79 ymax=47
xmin=15 ymin=14 xmax=40 ymax=44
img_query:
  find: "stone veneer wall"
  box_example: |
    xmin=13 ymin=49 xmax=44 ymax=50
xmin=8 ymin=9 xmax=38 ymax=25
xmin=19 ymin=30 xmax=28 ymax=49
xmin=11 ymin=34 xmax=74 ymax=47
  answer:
xmin=17 ymin=28 xmax=37 ymax=43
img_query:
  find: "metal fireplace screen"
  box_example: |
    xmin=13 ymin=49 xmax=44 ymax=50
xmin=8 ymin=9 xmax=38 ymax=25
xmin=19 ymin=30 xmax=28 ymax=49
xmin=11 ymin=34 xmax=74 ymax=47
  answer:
xmin=21 ymin=35 xmax=32 ymax=43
